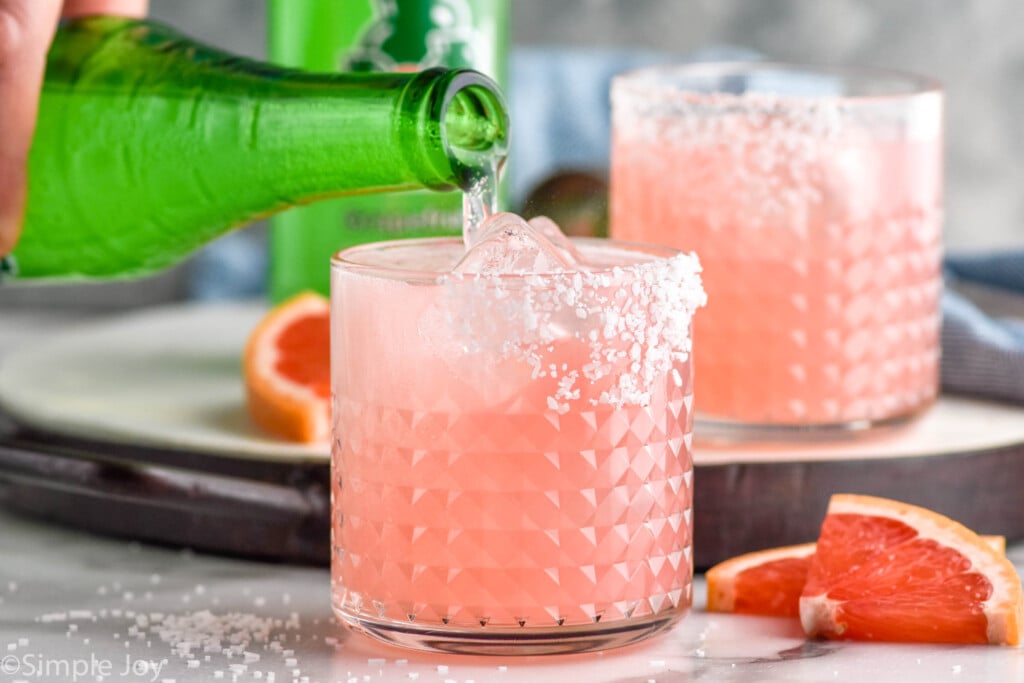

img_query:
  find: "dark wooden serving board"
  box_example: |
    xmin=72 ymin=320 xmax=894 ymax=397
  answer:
xmin=2 ymin=396 xmax=1023 ymax=570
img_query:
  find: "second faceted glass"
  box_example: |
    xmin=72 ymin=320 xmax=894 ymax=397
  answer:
xmin=611 ymin=63 xmax=943 ymax=436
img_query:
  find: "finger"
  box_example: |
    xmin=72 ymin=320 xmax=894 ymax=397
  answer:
xmin=61 ymin=0 xmax=148 ymax=19
xmin=0 ymin=0 xmax=62 ymax=255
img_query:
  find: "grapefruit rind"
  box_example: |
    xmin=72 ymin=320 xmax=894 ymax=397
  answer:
xmin=799 ymin=494 xmax=1023 ymax=646
xmin=706 ymin=542 xmax=816 ymax=613
xmin=244 ymin=292 xmax=330 ymax=443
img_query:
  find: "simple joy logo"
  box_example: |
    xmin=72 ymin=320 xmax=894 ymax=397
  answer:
xmin=1 ymin=652 xmax=168 ymax=682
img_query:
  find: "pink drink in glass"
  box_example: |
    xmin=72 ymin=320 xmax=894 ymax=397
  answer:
xmin=329 ymin=223 xmax=705 ymax=654
xmin=611 ymin=63 xmax=943 ymax=432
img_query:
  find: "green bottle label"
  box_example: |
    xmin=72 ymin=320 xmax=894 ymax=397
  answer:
xmin=267 ymin=0 xmax=508 ymax=301
xmin=345 ymin=1 xmax=481 ymax=72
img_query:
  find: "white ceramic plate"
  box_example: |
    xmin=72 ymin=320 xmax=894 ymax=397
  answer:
xmin=0 ymin=301 xmax=329 ymax=463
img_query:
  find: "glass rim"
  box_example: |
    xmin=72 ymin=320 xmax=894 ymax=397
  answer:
xmin=612 ymin=60 xmax=943 ymax=102
xmin=330 ymin=236 xmax=684 ymax=283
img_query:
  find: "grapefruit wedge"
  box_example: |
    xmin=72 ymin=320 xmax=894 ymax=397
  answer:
xmin=707 ymin=535 xmax=1006 ymax=619
xmin=707 ymin=542 xmax=817 ymax=617
xmin=800 ymin=494 xmax=1023 ymax=645
xmin=243 ymin=292 xmax=330 ymax=443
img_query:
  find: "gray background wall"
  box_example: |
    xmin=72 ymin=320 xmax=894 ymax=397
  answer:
xmin=2 ymin=0 xmax=1020 ymax=309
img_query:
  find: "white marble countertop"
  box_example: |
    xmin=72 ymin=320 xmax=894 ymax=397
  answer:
xmin=2 ymin=307 xmax=1024 ymax=682
xmin=0 ymin=509 xmax=1021 ymax=683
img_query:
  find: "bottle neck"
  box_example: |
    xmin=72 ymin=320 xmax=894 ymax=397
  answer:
xmin=397 ymin=68 xmax=508 ymax=193
xmin=259 ymin=67 xmax=508 ymax=201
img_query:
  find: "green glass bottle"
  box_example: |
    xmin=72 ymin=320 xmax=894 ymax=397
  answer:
xmin=7 ymin=16 xmax=507 ymax=280
xmin=267 ymin=0 xmax=509 ymax=300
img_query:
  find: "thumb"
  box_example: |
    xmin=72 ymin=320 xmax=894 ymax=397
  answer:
xmin=0 ymin=0 xmax=61 ymax=256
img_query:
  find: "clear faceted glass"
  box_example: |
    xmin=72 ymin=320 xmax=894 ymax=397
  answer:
xmin=611 ymin=63 xmax=943 ymax=437
xmin=329 ymin=237 xmax=704 ymax=655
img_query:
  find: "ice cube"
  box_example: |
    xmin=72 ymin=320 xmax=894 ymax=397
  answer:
xmin=527 ymin=216 xmax=584 ymax=265
xmin=453 ymin=212 xmax=576 ymax=274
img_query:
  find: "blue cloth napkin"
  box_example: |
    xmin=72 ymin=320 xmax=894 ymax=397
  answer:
xmin=943 ymin=255 xmax=1024 ymax=403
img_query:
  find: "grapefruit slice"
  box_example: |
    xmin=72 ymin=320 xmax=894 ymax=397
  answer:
xmin=243 ymin=292 xmax=330 ymax=443
xmin=800 ymin=494 xmax=1023 ymax=645
xmin=706 ymin=535 xmax=1006 ymax=618
xmin=707 ymin=542 xmax=817 ymax=617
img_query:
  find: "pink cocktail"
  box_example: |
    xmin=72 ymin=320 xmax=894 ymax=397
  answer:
xmin=329 ymin=218 xmax=704 ymax=654
xmin=611 ymin=63 xmax=943 ymax=433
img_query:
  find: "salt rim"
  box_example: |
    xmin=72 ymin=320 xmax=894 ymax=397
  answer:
xmin=612 ymin=71 xmax=942 ymax=147
xmin=430 ymin=249 xmax=706 ymax=410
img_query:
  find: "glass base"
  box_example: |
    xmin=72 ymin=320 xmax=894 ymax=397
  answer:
xmin=694 ymin=402 xmax=935 ymax=446
xmin=334 ymin=607 xmax=686 ymax=656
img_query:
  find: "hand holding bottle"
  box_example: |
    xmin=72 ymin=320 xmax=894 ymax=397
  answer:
xmin=0 ymin=0 xmax=147 ymax=257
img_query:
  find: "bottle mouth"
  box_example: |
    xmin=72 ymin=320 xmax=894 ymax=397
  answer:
xmin=404 ymin=68 xmax=508 ymax=191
